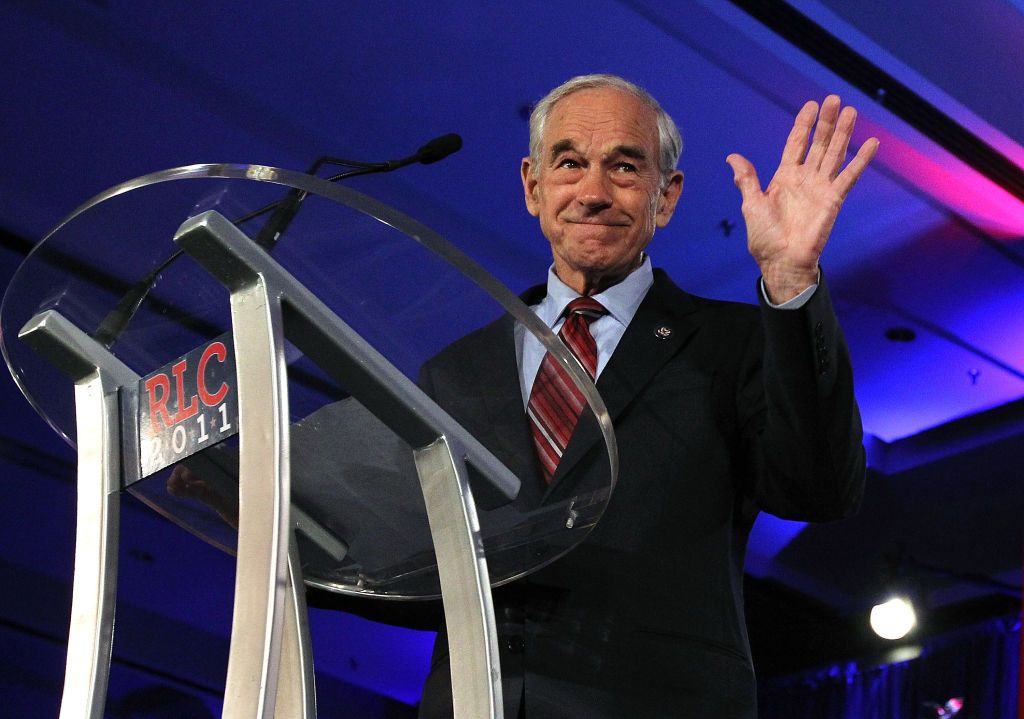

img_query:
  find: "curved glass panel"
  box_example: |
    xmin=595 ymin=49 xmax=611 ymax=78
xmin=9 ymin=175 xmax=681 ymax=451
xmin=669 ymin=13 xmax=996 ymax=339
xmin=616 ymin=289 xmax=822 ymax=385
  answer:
xmin=1 ymin=165 xmax=617 ymax=597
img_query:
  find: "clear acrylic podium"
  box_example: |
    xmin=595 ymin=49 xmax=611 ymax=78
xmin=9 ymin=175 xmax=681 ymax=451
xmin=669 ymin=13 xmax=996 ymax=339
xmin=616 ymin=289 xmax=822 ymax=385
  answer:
xmin=1 ymin=165 xmax=617 ymax=718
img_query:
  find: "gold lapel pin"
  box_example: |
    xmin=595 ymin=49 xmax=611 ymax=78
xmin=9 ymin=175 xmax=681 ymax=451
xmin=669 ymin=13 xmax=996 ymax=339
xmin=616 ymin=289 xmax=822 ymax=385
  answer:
xmin=654 ymin=326 xmax=673 ymax=340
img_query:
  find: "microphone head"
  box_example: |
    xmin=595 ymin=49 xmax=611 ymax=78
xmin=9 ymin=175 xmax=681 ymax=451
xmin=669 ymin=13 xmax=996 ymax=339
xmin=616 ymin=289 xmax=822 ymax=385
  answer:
xmin=416 ymin=133 xmax=463 ymax=164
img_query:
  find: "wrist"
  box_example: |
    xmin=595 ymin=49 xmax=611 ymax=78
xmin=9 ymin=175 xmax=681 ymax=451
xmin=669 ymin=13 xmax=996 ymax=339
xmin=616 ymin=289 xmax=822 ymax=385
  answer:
xmin=760 ymin=263 xmax=820 ymax=304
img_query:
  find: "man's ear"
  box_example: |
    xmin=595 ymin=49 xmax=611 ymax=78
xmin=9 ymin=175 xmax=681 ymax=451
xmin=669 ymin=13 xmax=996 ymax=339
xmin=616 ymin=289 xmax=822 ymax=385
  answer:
xmin=655 ymin=170 xmax=684 ymax=228
xmin=521 ymin=157 xmax=540 ymax=217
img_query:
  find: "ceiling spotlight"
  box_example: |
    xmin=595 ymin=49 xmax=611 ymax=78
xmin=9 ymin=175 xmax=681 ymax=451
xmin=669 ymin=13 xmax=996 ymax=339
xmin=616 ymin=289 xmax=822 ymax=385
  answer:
xmin=870 ymin=596 xmax=917 ymax=640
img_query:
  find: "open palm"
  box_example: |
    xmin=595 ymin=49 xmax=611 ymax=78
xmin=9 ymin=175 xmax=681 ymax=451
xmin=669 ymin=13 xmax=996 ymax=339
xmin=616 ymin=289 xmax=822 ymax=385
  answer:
xmin=726 ymin=96 xmax=879 ymax=303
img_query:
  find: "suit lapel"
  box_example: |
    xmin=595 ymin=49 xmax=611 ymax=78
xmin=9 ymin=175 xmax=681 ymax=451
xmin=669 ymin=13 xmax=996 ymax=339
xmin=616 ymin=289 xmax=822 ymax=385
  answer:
xmin=461 ymin=312 xmax=546 ymax=508
xmin=546 ymin=271 xmax=702 ymax=493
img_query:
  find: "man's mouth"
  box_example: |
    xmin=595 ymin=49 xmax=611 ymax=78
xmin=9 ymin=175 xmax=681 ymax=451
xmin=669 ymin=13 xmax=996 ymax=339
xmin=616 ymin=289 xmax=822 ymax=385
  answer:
xmin=565 ymin=218 xmax=629 ymax=227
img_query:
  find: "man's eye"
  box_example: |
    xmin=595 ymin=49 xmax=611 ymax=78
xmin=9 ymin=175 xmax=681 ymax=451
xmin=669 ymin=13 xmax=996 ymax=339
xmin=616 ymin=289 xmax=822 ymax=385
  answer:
xmin=614 ymin=162 xmax=638 ymax=173
xmin=557 ymin=158 xmax=581 ymax=169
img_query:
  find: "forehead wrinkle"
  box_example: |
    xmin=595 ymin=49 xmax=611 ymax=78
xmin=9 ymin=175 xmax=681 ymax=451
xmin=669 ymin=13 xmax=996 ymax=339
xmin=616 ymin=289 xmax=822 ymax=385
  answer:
xmin=545 ymin=109 xmax=657 ymax=161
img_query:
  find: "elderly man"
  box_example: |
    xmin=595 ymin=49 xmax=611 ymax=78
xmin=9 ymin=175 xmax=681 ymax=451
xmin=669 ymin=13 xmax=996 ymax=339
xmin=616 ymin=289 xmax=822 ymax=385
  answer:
xmin=415 ymin=74 xmax=874 ymax=718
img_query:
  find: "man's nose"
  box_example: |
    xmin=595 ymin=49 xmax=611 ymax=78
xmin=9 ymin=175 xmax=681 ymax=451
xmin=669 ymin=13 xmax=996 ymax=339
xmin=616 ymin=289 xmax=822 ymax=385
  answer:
xmin=576 ymin=167 xmax=612 ymax=211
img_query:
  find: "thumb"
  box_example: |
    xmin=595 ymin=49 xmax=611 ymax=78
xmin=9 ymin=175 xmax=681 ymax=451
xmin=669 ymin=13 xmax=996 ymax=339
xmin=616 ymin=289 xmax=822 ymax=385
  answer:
xmin=726 ymin=153 xmax=762 ymax=203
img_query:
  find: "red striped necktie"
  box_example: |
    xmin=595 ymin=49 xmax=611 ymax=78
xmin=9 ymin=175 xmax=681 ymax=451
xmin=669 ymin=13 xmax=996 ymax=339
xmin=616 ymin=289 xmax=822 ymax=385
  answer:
xmin=527 ymin=297 xmax=608 ymax=484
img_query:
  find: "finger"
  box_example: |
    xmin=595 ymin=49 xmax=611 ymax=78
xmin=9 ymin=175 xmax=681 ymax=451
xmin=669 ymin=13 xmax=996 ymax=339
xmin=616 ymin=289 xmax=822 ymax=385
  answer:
xmin=726 ymin=153 xmax=763 ymax=205
xmin=804 ymin=95 xmax=841 ymax=169
xmin=779 ymin=100 xmax=819 ymax=167
xmin=834 ymin=137 xmax=880 ymax=199
xmin=821 ymin=105 xmax=857 ymax=180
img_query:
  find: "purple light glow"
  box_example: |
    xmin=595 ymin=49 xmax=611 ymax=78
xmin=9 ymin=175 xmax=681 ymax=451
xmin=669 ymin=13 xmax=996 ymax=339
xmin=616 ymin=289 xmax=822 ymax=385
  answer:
xmin=857 ymin=116 xmax=1024 ymax=240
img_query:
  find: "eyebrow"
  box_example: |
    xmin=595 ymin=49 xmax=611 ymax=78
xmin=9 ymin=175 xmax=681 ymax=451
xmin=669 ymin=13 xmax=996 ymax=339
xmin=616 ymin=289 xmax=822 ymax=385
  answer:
xmin=548 ymin=139 xmax=649 ymax=163
xmin=615 ymin=144 xmax=648 ymax=161
xmin=549 ymin=139 xmax=576 ymax=160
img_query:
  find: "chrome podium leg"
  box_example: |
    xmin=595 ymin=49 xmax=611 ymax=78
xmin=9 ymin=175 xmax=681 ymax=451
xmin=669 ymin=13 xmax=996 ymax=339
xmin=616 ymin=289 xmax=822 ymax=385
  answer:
xmin=18 ymin=311 xmax=138 ymax=719
xmin=59 ymin=373 xmax=122 ymax=719
xmin=274 ymin=537 xmax=317 ymax=718
xmin=222 ymin=278 xmax=292 ymax=718
xmin=414 ymin=437 xmax=502 ymax=719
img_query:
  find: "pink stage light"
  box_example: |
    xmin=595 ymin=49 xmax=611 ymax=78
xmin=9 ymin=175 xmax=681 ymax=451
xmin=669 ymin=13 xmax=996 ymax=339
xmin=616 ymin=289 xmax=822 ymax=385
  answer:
xmin=857 ymin=117 xmax=1024 ymax=241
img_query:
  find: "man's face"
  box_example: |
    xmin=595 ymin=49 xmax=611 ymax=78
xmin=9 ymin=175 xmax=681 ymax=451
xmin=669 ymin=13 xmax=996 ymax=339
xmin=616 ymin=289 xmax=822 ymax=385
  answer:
xmin=521 ymin=87 xmax=683 ymax=294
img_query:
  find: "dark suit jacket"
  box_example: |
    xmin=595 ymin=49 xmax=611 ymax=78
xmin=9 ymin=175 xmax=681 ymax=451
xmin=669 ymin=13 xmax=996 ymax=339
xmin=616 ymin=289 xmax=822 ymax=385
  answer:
xmin=416 ymin=269 xmax=865 ymax=718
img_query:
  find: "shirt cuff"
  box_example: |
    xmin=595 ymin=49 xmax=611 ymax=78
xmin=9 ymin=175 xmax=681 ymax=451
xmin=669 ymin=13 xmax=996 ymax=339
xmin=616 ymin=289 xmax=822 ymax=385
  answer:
xmin=760 ymin=272 xmax=819 ymax=310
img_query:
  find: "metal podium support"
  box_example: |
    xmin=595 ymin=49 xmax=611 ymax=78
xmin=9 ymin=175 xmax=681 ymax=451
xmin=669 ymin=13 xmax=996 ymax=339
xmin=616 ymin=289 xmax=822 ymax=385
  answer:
xmin=174 ymin=210 xmax=506 ymax=718
xmin=215 ymin=249 xmax=306 ymax=717
xmin=18 ymin=205 xmax=510 ymax=717
xmin=18 ymin=312 xmax=138 ymax=719
xmin=414 ymin=437 xmax=502 ymax=717
xmin=18 ymin=309 xmax=318 ymax=719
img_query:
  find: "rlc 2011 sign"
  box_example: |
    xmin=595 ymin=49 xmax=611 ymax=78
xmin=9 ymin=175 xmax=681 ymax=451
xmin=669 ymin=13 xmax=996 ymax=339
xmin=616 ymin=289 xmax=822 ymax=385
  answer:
xmin=138 ymin=335 xmax=239 ymax=477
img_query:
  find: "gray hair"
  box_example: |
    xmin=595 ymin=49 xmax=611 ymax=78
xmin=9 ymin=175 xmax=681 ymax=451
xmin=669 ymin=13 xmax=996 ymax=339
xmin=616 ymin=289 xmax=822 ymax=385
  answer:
xmin=528 ymin=74 xmax=683 ymax=186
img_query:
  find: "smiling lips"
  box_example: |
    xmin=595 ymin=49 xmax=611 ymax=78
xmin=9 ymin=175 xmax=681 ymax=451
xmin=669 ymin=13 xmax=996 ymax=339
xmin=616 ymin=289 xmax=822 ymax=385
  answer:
xmin=564 ymin=217 xmax=630 ymax=227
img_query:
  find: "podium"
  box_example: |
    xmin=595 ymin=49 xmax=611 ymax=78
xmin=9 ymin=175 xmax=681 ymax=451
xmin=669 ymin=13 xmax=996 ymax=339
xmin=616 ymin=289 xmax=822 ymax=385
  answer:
xmin=0 ymin=165 xmax=617 ymax=718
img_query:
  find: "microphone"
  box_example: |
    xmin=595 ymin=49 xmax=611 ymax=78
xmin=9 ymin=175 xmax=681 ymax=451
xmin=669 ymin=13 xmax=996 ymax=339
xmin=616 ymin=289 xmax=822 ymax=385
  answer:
xmin=255 ymin=133 xmax=464 ymax=249
xmin=409 ymin=133 xmax=463 ymax=165
xmin=93 ymin=134 xmax=463 ymax=349
xmin=308 ymin=133 xmax=462 ymax=175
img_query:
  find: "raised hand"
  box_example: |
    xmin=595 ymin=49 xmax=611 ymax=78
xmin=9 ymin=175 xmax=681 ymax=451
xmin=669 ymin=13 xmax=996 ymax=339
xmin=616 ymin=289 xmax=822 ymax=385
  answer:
xmin=726 ymin=95 xmax=879 ymax=303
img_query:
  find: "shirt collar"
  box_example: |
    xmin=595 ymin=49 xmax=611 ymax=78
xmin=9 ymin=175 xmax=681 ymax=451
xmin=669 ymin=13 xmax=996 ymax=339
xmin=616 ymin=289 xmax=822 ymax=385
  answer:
xmin=537 ymin=255 xmax=654 ymax=328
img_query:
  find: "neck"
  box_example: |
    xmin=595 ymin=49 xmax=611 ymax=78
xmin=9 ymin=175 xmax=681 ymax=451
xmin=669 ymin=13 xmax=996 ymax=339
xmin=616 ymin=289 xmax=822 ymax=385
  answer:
xmin=558 ymin=253 xmax=645 ymax=296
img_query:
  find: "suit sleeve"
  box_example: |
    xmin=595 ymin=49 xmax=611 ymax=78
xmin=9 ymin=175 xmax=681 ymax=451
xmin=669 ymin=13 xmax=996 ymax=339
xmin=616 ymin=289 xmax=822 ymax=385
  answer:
xmin=736 ymin=271 xmax=866 ymax=521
